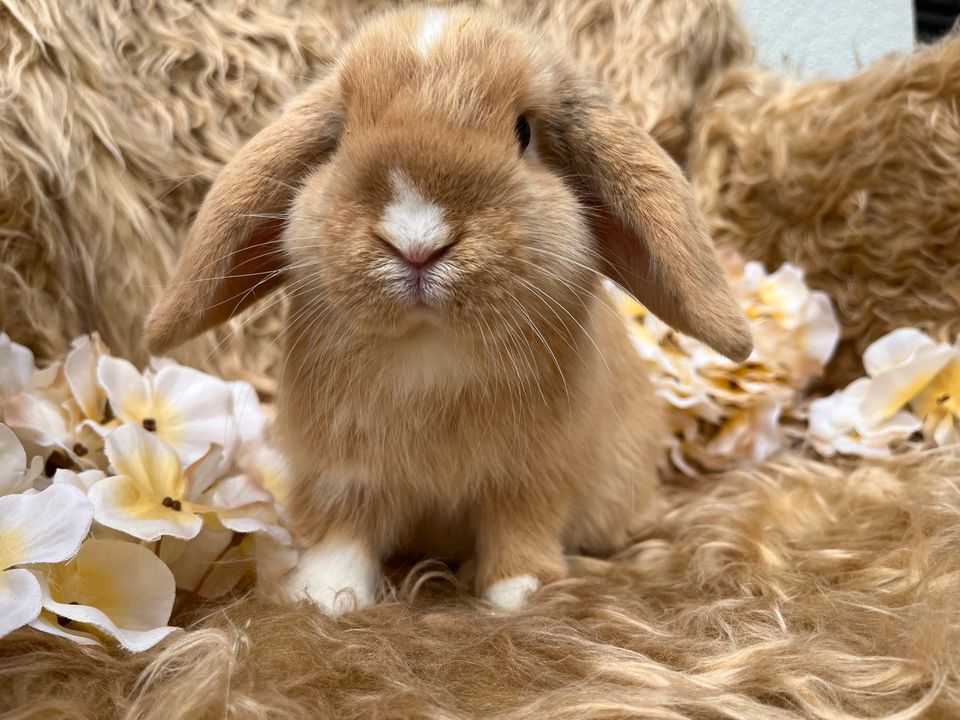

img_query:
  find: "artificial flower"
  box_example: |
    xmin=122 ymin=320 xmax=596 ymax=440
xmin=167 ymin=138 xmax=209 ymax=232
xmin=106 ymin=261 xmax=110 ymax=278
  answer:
xmin=0 ymin=332 xmax=35 ymax=405
xmin=97 ymin=356 xmax=237 ymax=466
xmin=808 ymin=378 xmax=922 ymax=458
xmin=0 ymin=423 xmax=42 ymax=495
xmin=87 ymin=424 xmax=212 ymax=541
xmin=28 ymin=538 xmax=179 ymax=651
xmin=612 ymin=253 xmax=840 ymax=476
xmin=3 ymin=392 xmax=106 ymax=472
xmin=807 ymin=328 xmax=959 ymax=457
xmin=0 ymin=484 xmax=93 ymax=639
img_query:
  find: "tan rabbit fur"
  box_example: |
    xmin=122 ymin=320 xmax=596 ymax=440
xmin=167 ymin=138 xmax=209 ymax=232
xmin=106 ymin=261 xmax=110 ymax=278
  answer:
xmin=145 ymin=4 xmax=751 ymax=612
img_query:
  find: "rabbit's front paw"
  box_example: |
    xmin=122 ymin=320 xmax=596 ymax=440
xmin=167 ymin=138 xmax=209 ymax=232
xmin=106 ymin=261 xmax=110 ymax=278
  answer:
xmin=286 ymin=535 xmax=380 ymax=615
xmin=482 ymin=573 xmax=540 ymax=611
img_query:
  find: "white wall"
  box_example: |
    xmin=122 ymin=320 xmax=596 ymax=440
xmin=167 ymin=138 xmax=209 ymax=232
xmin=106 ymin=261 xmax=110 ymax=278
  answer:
xmin=739 ymin=0 xmax=915 ymax=77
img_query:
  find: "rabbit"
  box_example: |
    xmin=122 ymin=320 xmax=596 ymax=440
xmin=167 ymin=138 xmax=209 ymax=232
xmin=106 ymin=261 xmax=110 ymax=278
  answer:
xmin=144 ymin=4 xmax=752 ymax=614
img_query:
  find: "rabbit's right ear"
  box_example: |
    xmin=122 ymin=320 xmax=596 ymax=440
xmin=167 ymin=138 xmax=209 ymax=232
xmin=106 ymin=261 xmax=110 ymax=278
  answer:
xmin=144 ymin=78 xmax=344 ymax=355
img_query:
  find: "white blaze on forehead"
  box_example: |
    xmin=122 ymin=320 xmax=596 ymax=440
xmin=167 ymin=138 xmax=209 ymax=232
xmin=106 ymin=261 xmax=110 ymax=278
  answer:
xmin=415 ymin=8 xmax=447 ymax=57
xmin=380 ymin=169 xmax=451 ymax=255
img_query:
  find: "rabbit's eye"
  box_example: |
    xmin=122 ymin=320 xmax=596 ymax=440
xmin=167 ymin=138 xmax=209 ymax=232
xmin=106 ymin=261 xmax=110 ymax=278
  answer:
xmin=514 ymin=115 xmax=531 ymax=154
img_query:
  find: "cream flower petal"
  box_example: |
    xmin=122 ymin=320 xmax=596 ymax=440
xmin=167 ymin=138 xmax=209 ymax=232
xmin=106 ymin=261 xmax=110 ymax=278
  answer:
xmin=0 ymin=423 xmax=29 ymax=495
xmin=800 ymin=293 xmax=841 ymax=367
xmin=0 ymin=484 xmax=92 ymax=567
xmin=932 ymin=414 xmax=958 ymax=446
xmin=237 ymin=444 xmax=290 ymax=509
xmin=0 ymin=332 xmax=35 ymax=399
xmin=861 ymin=345 xmax=957 ymax=419
xmin=53 ymin=468 xmax=107 ymax=493
xmin=104 ymin=423 xmax=182 ymax=499
xmin=707 ymin=400 xmax=781 ymax=462
xmin=862 ymin=328 xmax=940 ymax=377
xmin=218 ymin=513 xmax=291 ymax=545
xmin=29 ymin=610 xmax=101 ymax=646
xmin=152 ymin=365 xmax=236 ymax=466
xmin=97 ymin=356 xmax=152 ymax=423
xmin=208 ymin=474 xmax=274 ymax=509
xmin=168 ymin=524 xmax=236 ymax=593
xmin=88 ymin=475 xmax=202 ymax=542
xmin=231 ymin=381 xmax=268 ymax=445
xmin=30 ymin=540 xmax=180 ymax=652
xmin=64 ymin=335 xmax=108 ymax=421
xmin=2 ymin=393 xmax=70 ymax=448
xmin=0 ymin=568 xmax=43 ymax=638
xmin=183 ymin=445 xmax=226 ymax=500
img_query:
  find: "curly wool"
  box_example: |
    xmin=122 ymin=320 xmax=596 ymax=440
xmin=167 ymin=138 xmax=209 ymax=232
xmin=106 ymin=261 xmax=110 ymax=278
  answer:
xmin=689 ymin=34 xmax=960 ymax=387
xmin=2 ymin=449 xmax=958 ymax=719
xmin=0 ymin=0 xmax=747 ymax=395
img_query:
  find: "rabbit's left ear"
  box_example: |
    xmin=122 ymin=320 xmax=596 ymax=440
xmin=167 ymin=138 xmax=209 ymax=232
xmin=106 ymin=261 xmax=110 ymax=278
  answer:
xmin=144 ymin=78 xmax=343 ymax=355
xmin=553 ymin=93 xmax=752 ymax=362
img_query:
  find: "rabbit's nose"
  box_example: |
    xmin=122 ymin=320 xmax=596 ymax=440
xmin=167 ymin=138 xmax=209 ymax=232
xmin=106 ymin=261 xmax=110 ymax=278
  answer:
xmin=374 ymin=222 xmax=459 ymax=272
xmin=395 ymin=240 xmax=456 ymax=270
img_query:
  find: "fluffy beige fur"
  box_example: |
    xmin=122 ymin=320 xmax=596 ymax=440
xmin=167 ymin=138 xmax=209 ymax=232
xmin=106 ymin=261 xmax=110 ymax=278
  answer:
xmin=3 ymin=1 xmax=960 ymax=718
xmin=3 ymin=450 xmax=959 ymax=719
xmin=690 ymin=34 xmax=960 ymax=387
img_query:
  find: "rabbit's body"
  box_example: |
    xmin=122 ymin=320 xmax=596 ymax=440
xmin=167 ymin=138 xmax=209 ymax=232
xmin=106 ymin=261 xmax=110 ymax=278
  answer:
xmin=277 ymin=287 xmax=664 ymax=595
xmin=146 ymin=5 xmax=750 ymax=612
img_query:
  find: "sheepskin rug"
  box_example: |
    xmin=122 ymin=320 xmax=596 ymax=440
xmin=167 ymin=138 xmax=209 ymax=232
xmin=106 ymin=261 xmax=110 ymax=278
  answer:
xmin=2 ymin=1 xmax=960 ymax=718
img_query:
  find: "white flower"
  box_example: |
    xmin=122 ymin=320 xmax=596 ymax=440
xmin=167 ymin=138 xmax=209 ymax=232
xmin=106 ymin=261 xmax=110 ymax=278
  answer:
xmin=0 ymin=484 xmax=93 ymax=639
xmin=97 ymin=356 xmax=237 ymax=466
xmin=808 ymin=379 xmax=922 ymax=458
xmin=807 ymin=328 xmax=960 ymax=457
xmin=87 ymin=424 xmax=212 ymax=541
xmin=63 ymin=334 xmax=110 ymax=422
xmin=706 ymin=398 xmax=783 ymax=463
xmin=3 ymin=392 xmax=106 ymax=471
xmin=169 ymin=522 xmax=295 ymax=599
xmin=858 ymin=328 xmax=960 ymax=447
xmin=0 ymin=423 xmax=43 ymax=495
xmin=0 ymin=332 xmax=35 ymax=405
xmin=610 ymin=253 xmax=840 ymax=476
xmin=230 ymin=381 xmax=269 ymax=445
xmin=28 ymin=538 xmax=179 ymax=651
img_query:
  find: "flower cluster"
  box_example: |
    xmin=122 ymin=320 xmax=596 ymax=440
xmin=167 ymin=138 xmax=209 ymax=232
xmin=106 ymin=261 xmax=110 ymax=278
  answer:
xmin=808 ymin=328 xmax=960 ymax=457
xmin=613 ymin=251 xmax=841 ymax=476
xmin=0 ymin=333 xmax=294 ymax=651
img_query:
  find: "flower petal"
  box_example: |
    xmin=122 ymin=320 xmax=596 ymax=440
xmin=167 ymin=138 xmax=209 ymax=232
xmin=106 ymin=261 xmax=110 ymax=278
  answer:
xmin=104 ymin=423 xmax=183 ymax=499
xmin=88 ymin=475 xmax=202 ymax=542
xmin=183 ymin=445 xmax=226 ymax=500
xmin=0 ymin=423 xmax=28 ymax=495
xmin=2 ymin=393 xmax=70 ymax=448
xmin=97 ymin=356 xmax=152 ymax=424
xmin=64 ymin=335 xmax=108 ymax=420
xmin=862 ymin=328 xmax=939 ymax=377
xmin=231 ymin=381 xmax=268 ymax=445
xmin=29 ymin=609 xmax=101 ymax=646
xmin=31 ymin=544 xmax=180 ymax=653
xmin=207 ymin=474 xmax=274 ymax=510
xmin=0 ymin=333 xmax=35 ymax=399
xmin=0 ymin=484 xmax=92 ymax=567
xmin=152 ymin=365 xmax=236 ymax=465
xmin=861 ymin=344 xmax=957 ymax=419
xmin=53 ymin=468 xmax=107 ymax=493
xmin=167 ymin=524 xmax=236 ymax=593
xmin=0 ymin=568 xmax=42 ymax=638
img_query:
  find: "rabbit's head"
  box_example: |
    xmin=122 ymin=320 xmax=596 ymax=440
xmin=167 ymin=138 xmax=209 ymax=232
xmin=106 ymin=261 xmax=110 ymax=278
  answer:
xmin=145 ymin=5 xmax=751 ymax=365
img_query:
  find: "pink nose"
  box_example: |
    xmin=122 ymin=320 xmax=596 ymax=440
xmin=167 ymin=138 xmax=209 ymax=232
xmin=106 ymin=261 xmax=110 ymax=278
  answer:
xmin=376 ymin=231 xmax=457 ymax=271
xmin=399 ymin=242 xmax=454 ymax=270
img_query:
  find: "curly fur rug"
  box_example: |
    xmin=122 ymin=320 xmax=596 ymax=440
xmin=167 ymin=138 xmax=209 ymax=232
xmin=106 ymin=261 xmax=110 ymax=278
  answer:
xmin=2 ymin=1 xmax=960 ymax=718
